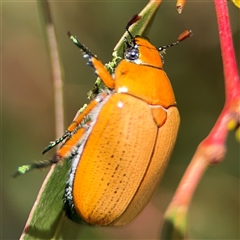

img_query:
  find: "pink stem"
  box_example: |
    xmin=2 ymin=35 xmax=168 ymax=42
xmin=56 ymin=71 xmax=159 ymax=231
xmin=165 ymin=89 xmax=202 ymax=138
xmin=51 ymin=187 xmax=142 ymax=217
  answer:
xmin=214 ymin=0 xmax=240 ymax=103
xmin=202 ymin=0 xmax=240 ymax=147
xmin=165 ymin=0 xmax=240 ymax=223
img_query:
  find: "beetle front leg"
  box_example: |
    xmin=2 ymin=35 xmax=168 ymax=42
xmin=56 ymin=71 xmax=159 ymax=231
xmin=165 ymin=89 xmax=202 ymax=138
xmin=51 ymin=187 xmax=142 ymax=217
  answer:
xmin=68 ymin=32 xmax=115 ymax=89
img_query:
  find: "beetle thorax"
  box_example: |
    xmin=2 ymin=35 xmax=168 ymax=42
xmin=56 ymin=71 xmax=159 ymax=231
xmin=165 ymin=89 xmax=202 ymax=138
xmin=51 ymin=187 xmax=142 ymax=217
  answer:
xmin=113 ymin=37 xmax=175 ymax=107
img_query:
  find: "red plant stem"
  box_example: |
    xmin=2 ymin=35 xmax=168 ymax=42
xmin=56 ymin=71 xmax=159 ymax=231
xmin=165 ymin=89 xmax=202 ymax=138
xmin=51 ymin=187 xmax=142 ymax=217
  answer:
xmin=202 ymin=0 xmax=240 ymax=147
xmin=166 ymin=0 xmax=240 ymax=217
xmin=214 ymin=0 xmax=240 ymax=104
xmin=170 ymin=151 xmax=208 ymax=207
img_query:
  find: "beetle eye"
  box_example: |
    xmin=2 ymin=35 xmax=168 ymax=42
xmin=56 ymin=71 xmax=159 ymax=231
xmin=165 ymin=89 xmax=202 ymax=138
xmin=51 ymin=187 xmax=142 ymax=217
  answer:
xmin=125 ymin=47 xmax=139 ymax=61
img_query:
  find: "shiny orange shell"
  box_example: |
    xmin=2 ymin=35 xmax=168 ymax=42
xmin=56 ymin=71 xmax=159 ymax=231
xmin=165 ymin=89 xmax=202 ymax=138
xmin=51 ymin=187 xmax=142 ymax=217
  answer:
xmin=70 ymin=94 xmax=179 ymax=225
xmin=59 ymin=36 xmax=180 ymax=226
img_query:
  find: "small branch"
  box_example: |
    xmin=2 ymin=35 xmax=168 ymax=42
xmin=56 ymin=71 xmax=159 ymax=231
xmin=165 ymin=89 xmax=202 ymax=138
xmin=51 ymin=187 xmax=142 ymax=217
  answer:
xmin=47 ymin=24 xmax=65 ymax=138
xmin=161 ymin=0 xmax=240 ymax=238
xmin=214 ymin=0 xmax=239 ymax=103
xmin=42 ymin=1 xmax=65 ymax=139
xmin=202 ymin=0 xmax=240 ymax=148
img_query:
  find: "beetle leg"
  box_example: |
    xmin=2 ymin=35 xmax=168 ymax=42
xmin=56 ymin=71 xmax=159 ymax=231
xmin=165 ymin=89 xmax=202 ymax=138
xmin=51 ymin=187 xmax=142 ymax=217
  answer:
xmin=13 ymin=157 xmax=59 ymax=177
xmin=13 ymin=125 xmax=89 ymax=177
xmin=67 ymin=93 xmax=107 ymax=132
xmin=14 ymin=91 xmax=108 ymax=176
xmin=42 ymin=92 xmax=108 ymax=154
xmin=68 ymin=32 xmax=115 ymax=89
xmin=56 ymin=123 xmax=90 ymax=160
xmin=41 ymin=131 xmax=71 ymax=154
xmin=90 ymin=58 xmax=115 ymax=89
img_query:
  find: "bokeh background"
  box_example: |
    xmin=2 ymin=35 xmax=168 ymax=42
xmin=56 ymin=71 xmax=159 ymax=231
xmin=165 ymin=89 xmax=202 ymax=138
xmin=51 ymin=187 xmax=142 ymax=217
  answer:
xmin=2 ymin=1 xmax=239 ymax=239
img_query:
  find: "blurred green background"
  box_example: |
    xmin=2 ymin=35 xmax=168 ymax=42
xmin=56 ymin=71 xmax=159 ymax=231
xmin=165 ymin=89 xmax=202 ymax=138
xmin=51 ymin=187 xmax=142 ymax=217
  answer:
xmin=2 ymin=1 xmax=239 ymax=239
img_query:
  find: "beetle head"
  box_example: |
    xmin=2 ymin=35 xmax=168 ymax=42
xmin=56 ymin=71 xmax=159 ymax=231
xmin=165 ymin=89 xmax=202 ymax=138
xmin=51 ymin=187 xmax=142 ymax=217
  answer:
xmin=124 ymin=15 xmax=163 ymax=69
xmin=124 ymin=36 xmax=164 ymax=69
xmin=124 ymin=15 xmax=192 ymax=69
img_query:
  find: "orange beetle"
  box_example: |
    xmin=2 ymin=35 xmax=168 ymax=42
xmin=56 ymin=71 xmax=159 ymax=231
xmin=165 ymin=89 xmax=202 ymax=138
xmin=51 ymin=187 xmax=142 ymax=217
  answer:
xmin=15 ymin=15 xmax=191 ymax=226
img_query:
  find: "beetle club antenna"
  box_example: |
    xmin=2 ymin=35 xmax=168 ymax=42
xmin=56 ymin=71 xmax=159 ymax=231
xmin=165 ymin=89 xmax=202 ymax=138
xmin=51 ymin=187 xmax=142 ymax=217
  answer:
xmin=158 ymin=30 xmax=192 ymax=51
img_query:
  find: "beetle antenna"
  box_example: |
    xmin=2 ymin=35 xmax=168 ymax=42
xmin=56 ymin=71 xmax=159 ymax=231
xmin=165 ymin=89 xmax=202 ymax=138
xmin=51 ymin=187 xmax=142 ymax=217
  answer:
xmin=158 ymin=30 xmax=192 ymax=51
xmin=124 ymin=37 xmax=132 ymax=48
xmin=125 ymin=14 xmax=141 ymax=41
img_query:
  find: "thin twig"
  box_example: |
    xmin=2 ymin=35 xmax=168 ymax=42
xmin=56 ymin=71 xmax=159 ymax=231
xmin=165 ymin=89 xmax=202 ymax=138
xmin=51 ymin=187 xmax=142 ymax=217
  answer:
xmin=42 ymin=1 xmax=65 ymax=139
xmin=162 ymin=0 xmax=240 ymax=238
xmin=47 ymin=24 xmax=65 ymax=139
xmin=19 ymin=1 xmax=68 ymax=239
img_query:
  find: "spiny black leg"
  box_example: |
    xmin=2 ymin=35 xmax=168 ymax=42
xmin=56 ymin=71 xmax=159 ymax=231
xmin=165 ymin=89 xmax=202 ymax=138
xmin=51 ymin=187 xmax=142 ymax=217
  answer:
xmin=67 ymin=31 xmax=96 ymax=68
xmin=42 ymin=131 xmax=70 ymax=154
xmin=13 ymin=157 xmax=59 ymax=178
